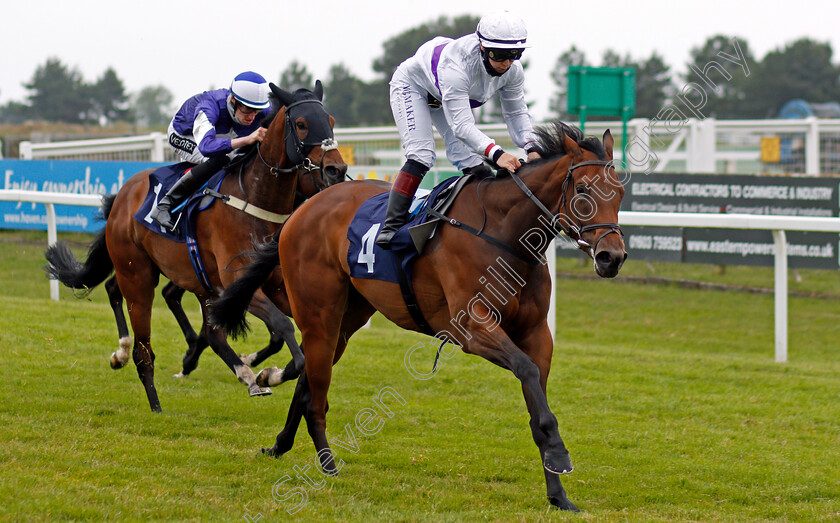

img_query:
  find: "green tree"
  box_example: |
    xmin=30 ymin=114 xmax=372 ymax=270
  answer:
xmin=323 ymin=63 xmax=364 ymax=126
xmin=548 ymin=45 xmax=589 ymax=119
xmin=742 ymin=38 xmax=840 ymax=118
xmin=0 ymin=101 xmax=30 ymax=124
xmin=89 ymin=67 xmax=132 ymax=124
xmin=634 ymin=52 xmax=673 ymax=118
xmin=24 ymin=57 xmax=91 ymax=123
xmin=133 ymin=85 xmax=174 ymax=128
xmin=685 ymin=35 xmax=756 ymax=118
xmin=278 ymin=60 xmax=314 ymax=92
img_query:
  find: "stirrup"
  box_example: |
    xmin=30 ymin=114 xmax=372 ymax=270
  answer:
xmin=375 ymin=227 xmax=398 ymax=249
xmin=151 ymin=206 xmax=180 ymax=232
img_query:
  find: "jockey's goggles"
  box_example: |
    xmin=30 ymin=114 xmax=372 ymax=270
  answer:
xmin=486 ymin=47 xmax=524 ymax=62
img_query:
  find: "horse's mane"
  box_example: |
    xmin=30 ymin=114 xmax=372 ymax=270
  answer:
xmin=533 ymin=122 xmax=607 ymax=161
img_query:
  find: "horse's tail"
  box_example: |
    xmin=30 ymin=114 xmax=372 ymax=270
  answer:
xmin=100 ymin=194 xmax=117 ymax=221
xmin=44 ymin=227 xmax=114 ymax=295
xmin=210 ymin=228 xmax=282 ymax=339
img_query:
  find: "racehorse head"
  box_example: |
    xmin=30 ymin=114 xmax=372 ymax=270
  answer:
xmin=260 ymin=80 xmax=347 ymax=196
xmin=535 ymin=123 xmax=627 ymax=278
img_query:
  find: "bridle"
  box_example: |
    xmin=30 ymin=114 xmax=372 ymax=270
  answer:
xmin=510 ymin=159 xmax=623 ymax=256
xmin=255 ymin=137 xmax=339 ymax=192
xmin=255 ymin=98 xmax=343 ymax=192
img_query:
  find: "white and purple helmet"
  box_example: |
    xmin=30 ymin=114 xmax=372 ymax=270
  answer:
xmin=229 ymin=71 xmax=271 ymax=109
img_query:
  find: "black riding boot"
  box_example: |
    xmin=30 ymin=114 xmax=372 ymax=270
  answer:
xmin=375 ymin=161 xmax=427 ymax=249
xmin=375 ymin=191 xmax=413 ymax=249
xmin=150 ymin=156 xmax=229 ymax=231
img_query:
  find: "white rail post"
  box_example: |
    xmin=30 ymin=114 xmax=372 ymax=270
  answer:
xmin=697 ymin=118 xmax=717 ymax=173
xmin=150 ymin=132 xmax=166 ymax=162
xmin=19 ymin=141 xmax=33 ymax=160
xmin=548 ymin=239 xmax=556 ymax=341
xmin=46 ymin=203 xmax=60 ymax=301
xmin=806 ymin=116 xmax=819 ymax=175
xmin=772 ymin=230 xmax=788 ymax=363
xmin=628 ymin=118 xmax=651 ymax=174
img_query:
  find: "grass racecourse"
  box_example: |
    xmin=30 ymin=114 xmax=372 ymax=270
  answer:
xmin=0 ymin=229 xmax=838 ymax=522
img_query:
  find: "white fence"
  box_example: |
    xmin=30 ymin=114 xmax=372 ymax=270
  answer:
xmin=18 ymin=117 xmax=840 ymax=176
xmin=3 ymin=188 xmax=837 ymax=363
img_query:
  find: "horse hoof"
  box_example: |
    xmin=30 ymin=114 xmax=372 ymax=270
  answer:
xmin=548 ymin=495 xmax=580 ymax=512
xmin=256 ymin=367 xmax=284 ymax=388
xmin=173 ymin=372 xmax=188 ymax=378
xmin=544 ymin=451 xmax=573 ymax=475
xmin=109 ymin=353 xmax=125 ymax=370
xmin=261 ymin=446 xmax=282 ymax=458
xmin=249 ymin=384 xmax=272 ymax=397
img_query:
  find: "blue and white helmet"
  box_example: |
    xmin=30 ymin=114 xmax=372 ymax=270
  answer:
xmin=476 ymin=11 xmax=530 ymax=49
xmin=229 ymin=71 xmax=271 ymax=109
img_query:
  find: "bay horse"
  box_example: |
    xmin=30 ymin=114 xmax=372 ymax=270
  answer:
xmin=45 ymin=81 xmax=347 ymax=412
xmin=211 ymin=123 xmax=626 ymax=511
xmin=100 ymin=150 xmax=328 ymax=383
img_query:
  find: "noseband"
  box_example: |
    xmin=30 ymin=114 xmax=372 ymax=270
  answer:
xmin=510 ymin=159 xmax=623 ymax=256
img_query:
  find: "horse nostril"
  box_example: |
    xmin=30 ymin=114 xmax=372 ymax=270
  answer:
xmin=324 ymin=166 xmax=341 ymax=184
xmin=595 ymin=251 xmax=613 ymax=266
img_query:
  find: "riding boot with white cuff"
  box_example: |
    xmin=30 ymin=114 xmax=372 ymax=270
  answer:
xmin=151 ymin=155 xmax=229 ymax=232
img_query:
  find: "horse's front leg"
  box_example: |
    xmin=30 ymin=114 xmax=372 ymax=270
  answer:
xmin=462 ymin=320 xmax=577 ymax=511
xmin=200 ymin=301 xmax=271 ymax=397
xmin=517 ymin=322 xmax=580 ymax=512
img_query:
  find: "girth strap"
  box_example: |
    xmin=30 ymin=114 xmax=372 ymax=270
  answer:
xmin=394 ymin=252 xmax=435 ymax=336
xmin=202 ymin=188 xmax=290 ymax=224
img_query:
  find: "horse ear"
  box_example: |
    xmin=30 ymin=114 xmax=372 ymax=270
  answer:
xmin=603 ymin=129 xmax=614 ymax=159
xmin=314 ymin=80 xmax=324 ymax=101
xmin=269 ymin=82 xmax=295 ymax=107
xmin=563 ymin=133 xmax=582 ymax=158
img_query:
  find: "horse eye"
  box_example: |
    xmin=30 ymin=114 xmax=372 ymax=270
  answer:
xmin=296 ymin=121 xmax=307 ymax=130
xmin=575 ymin=184 xmax=587 ymax=194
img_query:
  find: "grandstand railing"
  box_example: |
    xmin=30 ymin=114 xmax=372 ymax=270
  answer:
xmin=18 ymin=117 xmax=840 ymax=176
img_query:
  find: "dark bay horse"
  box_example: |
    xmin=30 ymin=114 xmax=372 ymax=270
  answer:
xmin=211 ymin=123 xmax=626 ymax=510
xmin=45 ymin=81 xmax=347 ymax=412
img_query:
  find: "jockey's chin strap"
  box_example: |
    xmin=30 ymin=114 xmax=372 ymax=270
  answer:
xmin=509 ymin=159 xmax=623 ymax=257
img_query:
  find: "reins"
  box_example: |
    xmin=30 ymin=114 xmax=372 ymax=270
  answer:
xmin=434 ymin=157 xmax=623 ymax=264
xmin=510 ymin=159 xmax=623 ymax=256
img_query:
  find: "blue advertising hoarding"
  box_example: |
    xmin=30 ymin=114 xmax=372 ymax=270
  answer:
xmin=1 ymin=160 xmax=165 ymax=232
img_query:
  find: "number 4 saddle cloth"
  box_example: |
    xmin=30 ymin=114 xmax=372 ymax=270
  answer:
xmin=346 ymin=175 xmax=464 ymax=284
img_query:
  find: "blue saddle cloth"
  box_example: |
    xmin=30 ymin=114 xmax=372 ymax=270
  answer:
xmin=133 ymin=162 xmax=226 ymax=242
xmin=347 ymin=176 xmax=460 ymax=283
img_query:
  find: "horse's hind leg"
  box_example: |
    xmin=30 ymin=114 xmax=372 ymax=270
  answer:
xmin=200 ymin=301 xmax=271 ymax=397
xmin=161 ymin=282 xmax=210 ymax=377
xmin=300 ymin=292 xmax=375 ymax=473
xmin=264 ymin=297 xmax=374 ymax=457
xmin=104 ymin=276 xmax=132 ymax=370
xmin=263 ymin=365 xmax=309 ymax=457
xmin=115 ymin=263 xmax=162 ymax=412
xmin=240 ymin=293 xmax=296 ymax=368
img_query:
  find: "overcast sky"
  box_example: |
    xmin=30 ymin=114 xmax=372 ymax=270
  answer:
xmin=3 ymin=0 xmax=839 ymax=121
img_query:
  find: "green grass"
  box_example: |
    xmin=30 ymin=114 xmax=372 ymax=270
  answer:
xmin=1 ymin=229 xmax=839 ymax=521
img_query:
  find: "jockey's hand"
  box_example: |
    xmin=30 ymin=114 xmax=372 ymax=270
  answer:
xmin=250 ymin=127 xmax=267 ymax=144
xmin=496 ymin=152 xmax=521 ymax=172
xmin=527 ymin=150 xmax=542 ymax=162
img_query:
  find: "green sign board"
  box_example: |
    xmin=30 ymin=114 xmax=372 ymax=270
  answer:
xmin=567 ymin=66 xmax=636 ymax=148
